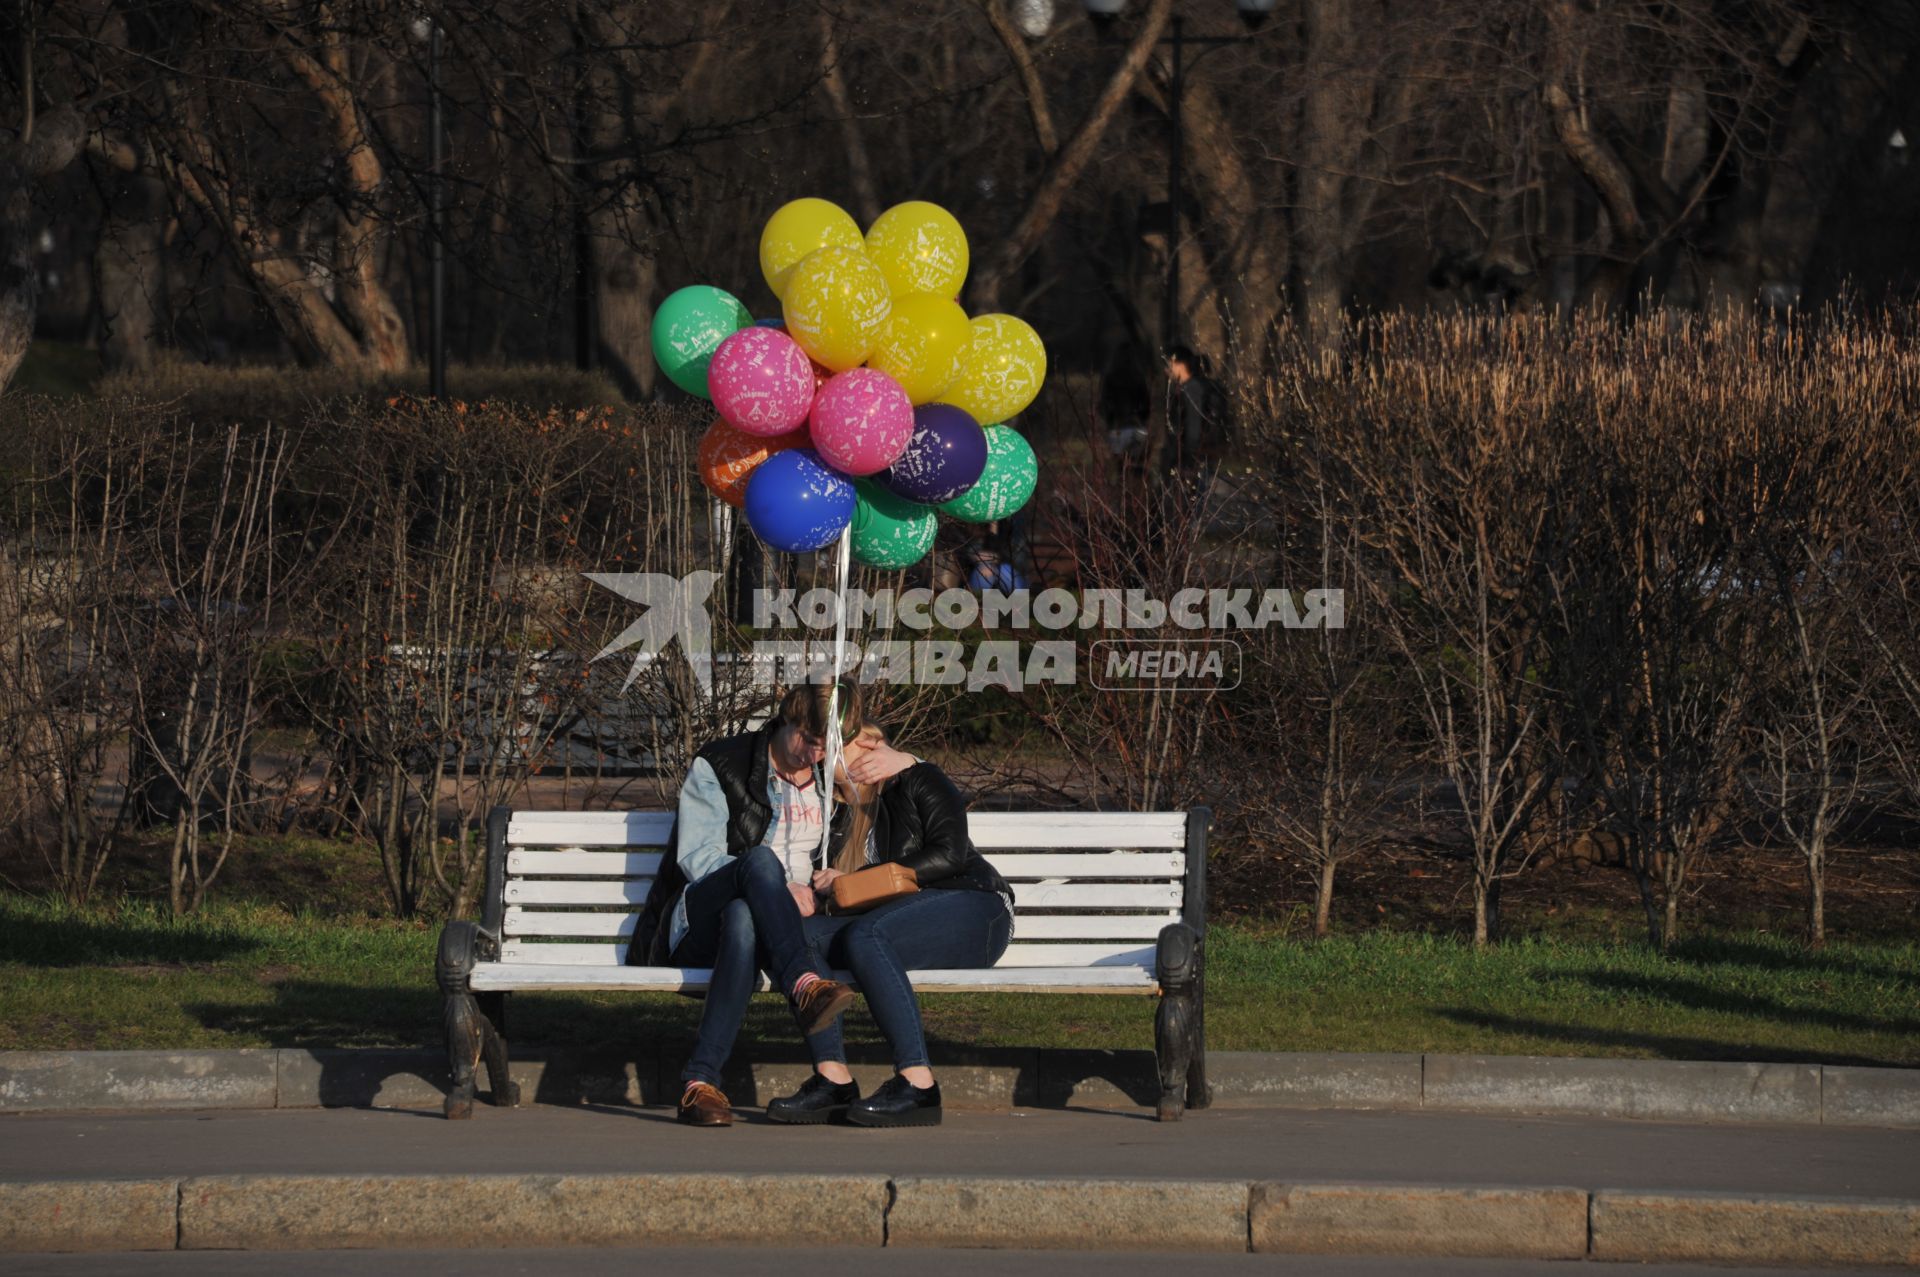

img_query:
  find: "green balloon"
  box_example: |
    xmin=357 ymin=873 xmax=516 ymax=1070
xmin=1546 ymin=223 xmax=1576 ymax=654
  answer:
xmin=938 ymin=425 xmax=1037 ymax=523
xmin=651 ymin=285 xmax=751 ymax=397
xmin=851 ymin=480 xmax=938 ymax=570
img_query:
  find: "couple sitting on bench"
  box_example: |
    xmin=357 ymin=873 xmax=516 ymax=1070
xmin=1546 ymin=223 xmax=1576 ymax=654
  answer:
xmin=631 ymin=679 xmax=1014 ymax=1128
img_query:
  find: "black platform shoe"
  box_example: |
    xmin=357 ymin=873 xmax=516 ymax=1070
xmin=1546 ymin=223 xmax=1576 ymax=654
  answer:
xmin=767 ymin=1073 xmax=861 ymax=1125
xmin=846 ymin=1074 xmax=942 ymax=1127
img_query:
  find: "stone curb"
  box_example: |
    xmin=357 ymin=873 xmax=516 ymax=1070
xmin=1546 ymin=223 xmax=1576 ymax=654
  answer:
xmin=2 ymin=1047 xmax=1917 ymax=1126
xmin=4 ymin=1174 xmax=1916 ymax=1266
xmin=178 ymin=1172 xmax=888 ymax=1251
xmin=0 ymin=1179 xmax=179 ymax=1253
xmin=1249 ymin=1182 xmax=1588 ymax=1258
xmin=888 ymin=1176 xmax=1249 ymax=1251
xmin=1590 ymin=1189 xmax=1920 ymax=1268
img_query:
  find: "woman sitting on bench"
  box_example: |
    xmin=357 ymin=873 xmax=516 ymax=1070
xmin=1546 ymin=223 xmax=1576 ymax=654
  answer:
xmin=766 ymin=723 xmax=1015 ymax=1128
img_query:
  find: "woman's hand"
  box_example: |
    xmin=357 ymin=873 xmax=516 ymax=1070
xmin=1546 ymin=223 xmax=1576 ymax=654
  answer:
xmin=811 ymin=867 xmax=844 ymax=893
xmin=847 ymin=741 xmax=917 ymax=785
xmin=787 ymin=881 xmax=817 ymax=918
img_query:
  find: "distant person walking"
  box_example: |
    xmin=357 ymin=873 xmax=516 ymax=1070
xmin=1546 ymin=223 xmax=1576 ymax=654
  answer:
xmin=1160 ymin=344 xmax=1232 ymax=499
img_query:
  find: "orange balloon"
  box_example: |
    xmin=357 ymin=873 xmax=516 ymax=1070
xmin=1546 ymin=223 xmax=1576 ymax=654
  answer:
xmin=698 ymin=418 xmax=810 ymax=507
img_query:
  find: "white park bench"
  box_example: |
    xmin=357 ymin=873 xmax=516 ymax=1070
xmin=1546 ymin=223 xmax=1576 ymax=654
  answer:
xmin=437 ymin=804 xmax=1213 ymax=1121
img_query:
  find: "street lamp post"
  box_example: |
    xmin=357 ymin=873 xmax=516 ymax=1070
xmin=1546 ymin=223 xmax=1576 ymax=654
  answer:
xmin=428 ymin=18 xmax=447 ymax=400
xmin=1157 ymin=14 xmax=1261 ymax=349
xmin=1079 ymin=2 xmax=1267 ymax=349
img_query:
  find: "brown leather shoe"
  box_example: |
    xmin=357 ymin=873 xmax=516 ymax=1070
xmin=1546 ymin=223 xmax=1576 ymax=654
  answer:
xmin=792 ymin=978 xmax=856 ymax=1037
xmin=677 ymin=1081 xmax=732 ymax=1127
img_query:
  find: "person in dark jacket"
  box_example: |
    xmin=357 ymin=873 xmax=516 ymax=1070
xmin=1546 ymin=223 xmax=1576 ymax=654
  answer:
xmin=765 ymin=725 xmax=1014 ymax=1128
xmin=630 ymin=682 xmax=865 ymax=1127
xmin=1161 ymin=344 xmax=1232 ymax=486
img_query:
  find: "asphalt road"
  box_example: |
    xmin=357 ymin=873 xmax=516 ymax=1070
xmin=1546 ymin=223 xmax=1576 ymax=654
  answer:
xmin=2 ymin=1104 xmax=1913 ymax=1198
xmin=0 ymin=1247 xmax=1895 ymax=1277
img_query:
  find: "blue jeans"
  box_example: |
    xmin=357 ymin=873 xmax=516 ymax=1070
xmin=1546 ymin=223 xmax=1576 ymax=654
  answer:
xmin=671 ymin=846 xmax=828 ymax=1087
xmin=801 ymin=888 xmax=1013 ymax=1073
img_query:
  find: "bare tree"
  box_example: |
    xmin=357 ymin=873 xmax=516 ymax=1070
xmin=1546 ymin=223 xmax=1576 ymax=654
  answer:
xmin=1242 ymin=459 xmax=1413 ymax=936
xmin=118 ymin=421 xmax=306 ymax=914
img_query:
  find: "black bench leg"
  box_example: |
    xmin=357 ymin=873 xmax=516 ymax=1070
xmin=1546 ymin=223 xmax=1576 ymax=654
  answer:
xmin=1186 ymin=941 xmax=1213 ymax=1110
xmin=437 ymin=921 xmax=487 ymax=1120
xmin=477 ymin=992 xmax=519 ymax=1108
xmin=1154 ymin=923 xmax=1200 ymax=1122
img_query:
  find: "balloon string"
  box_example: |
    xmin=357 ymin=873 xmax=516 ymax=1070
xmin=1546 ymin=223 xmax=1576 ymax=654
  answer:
xmin=819 ymin=525 xmax=852 ymax=858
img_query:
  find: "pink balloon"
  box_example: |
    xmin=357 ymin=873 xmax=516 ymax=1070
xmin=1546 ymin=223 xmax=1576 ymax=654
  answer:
xmin=809 ymin=368 xmax=915 ymax=477
xmin=708 ymin=328 xmax=816 ymax=436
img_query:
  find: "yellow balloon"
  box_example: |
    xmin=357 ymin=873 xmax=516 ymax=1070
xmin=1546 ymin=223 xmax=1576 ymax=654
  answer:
xmin=781 ymin=246 xmax=893 ymax=372
xmin=867 ymin=293 xmax=972 ymax=404
xmin=865 ymin=202 xmax=969 ymax=300
xmin=760 ymin=198 xmax=864 ymax=299
xmin=941 ymin=314 xmax=1046 ymax=424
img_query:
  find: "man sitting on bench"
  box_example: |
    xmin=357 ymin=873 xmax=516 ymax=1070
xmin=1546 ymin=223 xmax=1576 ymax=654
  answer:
xmin=630 ymin=680 xmax=887 ymax=1126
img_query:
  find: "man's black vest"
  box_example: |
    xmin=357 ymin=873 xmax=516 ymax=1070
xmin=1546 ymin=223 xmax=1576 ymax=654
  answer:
xmin=627 ymin=722 xmax=850 ymax=966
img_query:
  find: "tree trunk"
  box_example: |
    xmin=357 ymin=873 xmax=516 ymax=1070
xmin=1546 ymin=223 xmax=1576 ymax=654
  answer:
xmin=95 ymin=175 xmax=167 ymax=371
xmin=1806 ymin=849 xmax=1826 ymax=948
xmin=1314 ymin=857 xmax=1335 ymax=937
xmin=0 ymin=106 xmax=89 ymax=393
xmin=970 ymin=0 xmax=1175 ymax=311
xmin=589 ymin=224 xmax=659 ymax=400
xmin=819 ymin=13 xmax=882 ymax=226
xmin=1753 ymin=34 xmax=1911 ymax=304
xmin=1136 ymin=68 xmax=1289 ymax=367
xmin=1296 ymin=0 xmax=1369 ymax=351
xmin=280 ymin=18 xmax=410 ymax=370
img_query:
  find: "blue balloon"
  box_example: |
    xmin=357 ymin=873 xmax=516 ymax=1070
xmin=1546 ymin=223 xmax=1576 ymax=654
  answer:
xmin=877 ymin=404 xmax=988 ymax=504
xmin=745 ymin=448 xmax=855 ymax=553
xmin=754 ymin=316 xmax=788 ymax=329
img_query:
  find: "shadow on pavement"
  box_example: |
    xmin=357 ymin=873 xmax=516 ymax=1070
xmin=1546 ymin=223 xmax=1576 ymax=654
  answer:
xmin=182 ymin=980 xmax=1164 ymax=1112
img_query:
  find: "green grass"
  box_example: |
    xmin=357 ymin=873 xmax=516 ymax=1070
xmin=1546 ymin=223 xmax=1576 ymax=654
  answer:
xmin=1 ymin=893 xmax=1914 ymax=1066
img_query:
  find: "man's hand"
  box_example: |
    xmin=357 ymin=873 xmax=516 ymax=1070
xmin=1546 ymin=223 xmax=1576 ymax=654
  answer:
xmin=811 ymin=867 xmax=844 ymax=893
xmin=847 ymin=742 xmax=917 ymax=785
xmin=787 ymin=881 xmax=817 ymax=918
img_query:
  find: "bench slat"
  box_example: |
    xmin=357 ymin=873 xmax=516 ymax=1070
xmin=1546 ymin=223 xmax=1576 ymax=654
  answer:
xmin=503 ymin=908 xmax=1175 ymax=941
xmin=970 ymin=815 xmax=1188 ymax=850
xmin=497 ymin=940 xmax=1158 ymax=968
xmin=469 ymin=963 xmax=1159 ymax=994
xmin=506 ymin=909 xmax=639 ymax=937
xmin=504 ymin=850 xmax=1184 ymax=880
xmin=509 ymin=817 xmax=674 ymax=847
xmin=504 ymin=879 xmax=1184 ymax=909
xmin=509 ymin=851 xmax=667 ymax=876
xmin=989 ymin=853 xmax=1185 ymax=878
xmin=507 ymin=811 xmax=1190 ymax=851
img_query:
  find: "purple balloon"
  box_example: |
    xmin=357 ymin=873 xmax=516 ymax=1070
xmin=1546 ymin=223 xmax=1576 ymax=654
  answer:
xmin=877 ymin=404 xmax=988 ymax=504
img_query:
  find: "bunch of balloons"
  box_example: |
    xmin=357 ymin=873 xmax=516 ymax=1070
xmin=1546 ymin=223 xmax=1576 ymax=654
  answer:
xmin=651 ymin=197 xmax=1045 ymax=570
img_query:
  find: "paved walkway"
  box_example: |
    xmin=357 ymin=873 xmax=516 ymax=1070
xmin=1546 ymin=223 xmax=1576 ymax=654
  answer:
xmin=0 ymin=1246 xmax=1895 ymax=1277
xmin=4 ymin=1103 xmax=1913 ymax=1198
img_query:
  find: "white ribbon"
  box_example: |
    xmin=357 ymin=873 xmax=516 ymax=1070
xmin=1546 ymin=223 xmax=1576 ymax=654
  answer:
xmin=818 ymin=525 xmax=853 ymax=859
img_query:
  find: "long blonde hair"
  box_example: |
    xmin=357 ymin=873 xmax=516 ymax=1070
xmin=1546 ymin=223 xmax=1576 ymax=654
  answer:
xmin=832 ymin=725 xmax=887 ymax=874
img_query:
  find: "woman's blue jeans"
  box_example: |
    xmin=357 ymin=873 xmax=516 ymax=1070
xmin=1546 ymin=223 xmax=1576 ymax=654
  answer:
xmin=800 ymin=888 xmax=1013 ymax=1073
xmin=670 ymin=846 xmax=828 ymax=1087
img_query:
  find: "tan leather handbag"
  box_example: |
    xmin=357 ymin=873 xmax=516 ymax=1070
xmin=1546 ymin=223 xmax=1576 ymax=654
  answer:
xmin=830 ymin=862 xmax=919 ymax=914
